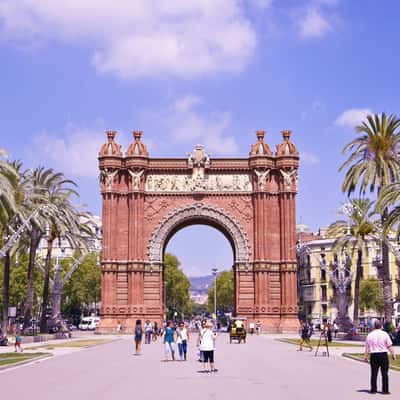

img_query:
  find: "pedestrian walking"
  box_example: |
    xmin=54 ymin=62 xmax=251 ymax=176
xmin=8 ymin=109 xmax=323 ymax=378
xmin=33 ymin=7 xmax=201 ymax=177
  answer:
xmin=153 ymin=321 xmax=159 ymax=341
xmin=134 ymin=320 xmax=143 ymax=355
xmin=199 ymin=321 xmax=217 ymax=373
xmin=177 ymin=321 xmax=189 ymax=361
xmin=364 ymin=320 xmax=396 ymax=394
xmin=333 ymin=322 xmax=339 ymax=338
xmin=256 ymin=320 xmax=262 ymax=335
xmin=298 ymin=320 xmax=313 ymax=351
xmin=144 ymin=320 xmax=153 ymax=344
xmin=14 ymin=334 xmax=23 ymax=352
xmin=197 ymin=319 xmax=207 ymax=362
xmin=162 ymin=321 xmax=176 ymax=361
xmin=249 ymin=321 xmax=255 ymax=335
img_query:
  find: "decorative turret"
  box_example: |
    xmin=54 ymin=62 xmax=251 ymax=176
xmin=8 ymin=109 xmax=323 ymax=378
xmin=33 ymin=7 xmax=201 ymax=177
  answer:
xmin=276 ymin=130 xmax=298 ymax=156
xmin=249 ymin=131 xmax=272 ymax=156
xmin=126 ymin=131 xmax=149 ymax=157
xmin=99 ymin=131 xmax=122 ymax=157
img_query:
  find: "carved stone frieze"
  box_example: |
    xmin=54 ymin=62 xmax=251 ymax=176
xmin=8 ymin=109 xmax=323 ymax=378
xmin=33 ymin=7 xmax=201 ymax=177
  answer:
xmin=145 ymin=173 xmax=252 ymax=193
xmin=148 ymin=202 xmax=251 ymax=263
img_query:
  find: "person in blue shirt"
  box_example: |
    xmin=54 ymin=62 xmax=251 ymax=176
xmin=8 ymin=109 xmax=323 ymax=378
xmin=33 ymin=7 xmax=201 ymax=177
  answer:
xmin=162 ymin=321 xmax=176 ymax=361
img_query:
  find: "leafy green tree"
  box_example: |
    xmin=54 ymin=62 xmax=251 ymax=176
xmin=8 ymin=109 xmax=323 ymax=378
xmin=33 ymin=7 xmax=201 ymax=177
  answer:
xmin=208 ymin=269 xmax=234 ymax=313
xmin=0 ymin=253 xmax=44 ymax=321
xmin=191 ymin=302 xmax=208 ymax=317
xmin=62 ymin=253 xmax=101 ymax=318
xmin=340 ymin=112 xmax=400 ymax=321
xmin=328 ymin=199 xmax=378 ymax=326
xmin=164 ymin=253 xmax=191 ymax=320
xmin=359 ymin=278 xmax=384 ymax=314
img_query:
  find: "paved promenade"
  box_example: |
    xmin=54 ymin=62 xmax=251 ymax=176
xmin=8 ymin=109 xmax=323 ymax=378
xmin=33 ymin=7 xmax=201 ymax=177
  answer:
xmin=0 ymin=334 xmax=398 ymax=399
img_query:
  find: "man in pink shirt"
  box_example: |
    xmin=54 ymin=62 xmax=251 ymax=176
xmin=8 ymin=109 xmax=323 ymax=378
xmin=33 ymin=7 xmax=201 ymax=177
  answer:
xmin=364 ymin=320 xmax=396 ymax=394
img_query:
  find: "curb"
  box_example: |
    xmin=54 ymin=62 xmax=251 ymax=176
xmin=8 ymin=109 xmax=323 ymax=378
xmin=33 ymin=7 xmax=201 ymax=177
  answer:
xmin=342 ymin=353 xmax=400 ymax=372
xmin=0 ymin=354 xmax=52 ymax=371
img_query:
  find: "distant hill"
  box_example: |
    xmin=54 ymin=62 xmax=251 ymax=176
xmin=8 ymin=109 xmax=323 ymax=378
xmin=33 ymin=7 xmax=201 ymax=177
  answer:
xmin=189 ymin=275 xmax=214 ymax=294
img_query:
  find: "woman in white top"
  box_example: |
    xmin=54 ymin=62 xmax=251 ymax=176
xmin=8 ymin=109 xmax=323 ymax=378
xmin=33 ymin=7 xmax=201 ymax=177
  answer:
xmin=176 ymin=321 xmax=189 ymax=361
xmin=199 ymin=321 xmax=217 ymax=372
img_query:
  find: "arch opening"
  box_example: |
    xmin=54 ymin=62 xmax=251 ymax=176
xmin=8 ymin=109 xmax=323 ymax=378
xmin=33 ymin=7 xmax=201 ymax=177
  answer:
xmin=147 ymin=202 xmax=250 ymax=265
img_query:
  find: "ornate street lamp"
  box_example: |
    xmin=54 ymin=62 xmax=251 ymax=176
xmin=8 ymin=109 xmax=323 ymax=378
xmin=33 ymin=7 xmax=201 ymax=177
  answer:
xmin=212 ymin=267 xmax=218 ymax=319
xmin=330 ymin=251 xmax=353 ymax=331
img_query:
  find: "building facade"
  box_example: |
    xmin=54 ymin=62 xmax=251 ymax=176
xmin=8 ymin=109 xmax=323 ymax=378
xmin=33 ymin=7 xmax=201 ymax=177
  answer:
xmin=297 ymin=225 xmax=400 ymax=325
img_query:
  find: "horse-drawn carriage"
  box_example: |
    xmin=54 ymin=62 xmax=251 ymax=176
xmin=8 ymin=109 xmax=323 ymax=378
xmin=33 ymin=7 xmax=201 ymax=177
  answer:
xmin=229 ymin=318 xmax=247 ymax=344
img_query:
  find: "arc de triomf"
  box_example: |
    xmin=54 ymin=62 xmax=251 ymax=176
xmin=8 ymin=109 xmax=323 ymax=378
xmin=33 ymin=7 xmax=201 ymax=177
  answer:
xmin=98 ymin=130 xmax=299 ymax=332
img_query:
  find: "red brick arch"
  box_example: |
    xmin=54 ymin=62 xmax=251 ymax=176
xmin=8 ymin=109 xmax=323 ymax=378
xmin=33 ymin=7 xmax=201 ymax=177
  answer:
xmin=98 ymin=131 xmax=299 ymax=332
xmin=148 ymin=202 xmax=250 ymax=264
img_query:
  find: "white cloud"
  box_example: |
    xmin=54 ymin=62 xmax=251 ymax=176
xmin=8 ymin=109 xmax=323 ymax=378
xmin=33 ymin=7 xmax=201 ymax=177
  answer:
xmin=297 ymin=6 xmax=332 ymax=38
xmin=335 ymin=108 xmax=373 ymax=128
xmin=301 ymin=151 xmax=320 ymax=165
xmin=151 ymin=95 xmax=239 ymax=155
xmin=30 ymin=124 xmax=129 ymax=178
xmin=0 ymin=0 xmax=259 ymax=79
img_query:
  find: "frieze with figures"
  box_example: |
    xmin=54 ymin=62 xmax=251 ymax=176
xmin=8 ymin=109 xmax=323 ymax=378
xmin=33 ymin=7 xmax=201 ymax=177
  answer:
xmin=145 ymin=174 xmax=252 ymax=192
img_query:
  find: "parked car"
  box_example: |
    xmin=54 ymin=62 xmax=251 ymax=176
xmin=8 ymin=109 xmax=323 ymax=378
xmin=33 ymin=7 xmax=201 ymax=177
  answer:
xmin=78 ymin=317 xmax=100 ymax=331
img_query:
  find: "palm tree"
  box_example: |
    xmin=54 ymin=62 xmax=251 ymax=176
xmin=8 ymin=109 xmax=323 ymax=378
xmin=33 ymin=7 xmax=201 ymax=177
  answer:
xmin=377 ymin=182 xmax=400 ymax=300
xmin=22 ymin=167 xmax=63 ymax=329
xmin=377 ymin=182 xmax=400 ymax=236
xmin=340 ymin=112 xmax=400 ymax=322
xmin=39 ymin=176 xmax=79 ymax=333
xmin=0 ymin=148 xmax=17 ymax=222
xmin=0 ymin=152 xmax=19 ymax=330
xmin=328 ymin=199 xmax=378 ymax=327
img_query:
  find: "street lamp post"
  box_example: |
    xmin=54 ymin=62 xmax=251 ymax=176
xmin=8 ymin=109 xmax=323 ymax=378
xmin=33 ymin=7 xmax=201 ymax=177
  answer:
xmin=212 ymin=268 xmax=218 ymax=320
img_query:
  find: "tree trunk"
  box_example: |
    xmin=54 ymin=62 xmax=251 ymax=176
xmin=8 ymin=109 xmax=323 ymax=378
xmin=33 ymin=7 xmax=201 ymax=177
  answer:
xmin=23 ymin=228 xmax=41 ymax=329
xmin=381 ymin=210 xmax=393 ymax=323
xmin=39 ymin=237 xmax=54 ymax=333
xmin=2 ymin=251 xmax=10 ymax=331
xmin=353 ymin=250 xmax=362 ymax=327
xmin=51 ymin=265 xmax=62 ymax=320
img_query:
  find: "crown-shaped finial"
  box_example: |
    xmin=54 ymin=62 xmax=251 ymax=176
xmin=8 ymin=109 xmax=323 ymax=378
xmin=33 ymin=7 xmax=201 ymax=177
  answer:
xmin=282 ymin=130 xmax=291 ymax=140
xmin=126 ymin=130 xmax=149 ymax=157
xmin=134 ymin=130 xmax=142 ymax=140
xmin=256 ymin=130 xmax=265 ymax=140
xmin=107 ymin=130 xmax=116 ymax=141
xmin=99 ymin=130 xmax=122 ymax=156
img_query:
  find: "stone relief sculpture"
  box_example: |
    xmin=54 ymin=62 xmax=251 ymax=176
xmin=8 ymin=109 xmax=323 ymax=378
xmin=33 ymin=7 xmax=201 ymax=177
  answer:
xmin=100 ymin=168 xmax=118 ymax=190
xmin=254 ymin=169 xmax=270 ymax=190
xmin=128 ymin=169 xmax=144 ymax=190
xmin=145 ymin=174 xmax=252 ymax=192
xmin=280 ymin=168 xmax=297 ymax=189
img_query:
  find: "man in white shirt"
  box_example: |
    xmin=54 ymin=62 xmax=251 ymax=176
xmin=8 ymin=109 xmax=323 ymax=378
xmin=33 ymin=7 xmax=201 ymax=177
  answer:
xmin=364 ymin=320 xmax=396 ymax=394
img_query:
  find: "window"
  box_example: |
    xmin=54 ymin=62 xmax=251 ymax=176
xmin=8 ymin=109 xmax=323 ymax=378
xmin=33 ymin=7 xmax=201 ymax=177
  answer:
xmin=321 ymin=285 xmax=327 ymax=301
xmin=321 ymin=269 xmax=326 ymax=281
xmin=322 ymin=304 xmax=327 ymax=315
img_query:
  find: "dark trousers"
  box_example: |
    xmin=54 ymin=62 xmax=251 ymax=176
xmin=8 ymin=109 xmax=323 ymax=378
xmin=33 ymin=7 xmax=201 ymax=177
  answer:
xmin=178 ymin=340 xmax=187 ymax=359
xmin=370 ymin=352 xmax=389 ymax=393
xmin=145 ymin=331 xmax=152 ymax=344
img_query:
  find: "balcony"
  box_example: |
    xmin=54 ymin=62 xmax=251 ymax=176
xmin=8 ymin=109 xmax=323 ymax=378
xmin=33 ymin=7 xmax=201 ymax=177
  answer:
xmin=300 ymin=277 xmax=315 ymax=286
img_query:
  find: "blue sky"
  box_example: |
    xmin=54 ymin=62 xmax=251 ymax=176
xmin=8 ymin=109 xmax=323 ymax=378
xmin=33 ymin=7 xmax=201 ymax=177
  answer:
xmin=1 ymin=0 xmax=399 ymax=276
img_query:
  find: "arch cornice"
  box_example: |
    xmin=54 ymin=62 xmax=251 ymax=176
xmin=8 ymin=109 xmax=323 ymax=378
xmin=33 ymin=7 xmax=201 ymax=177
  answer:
xmin=147 ymin=202 xmax=251 ymax=264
